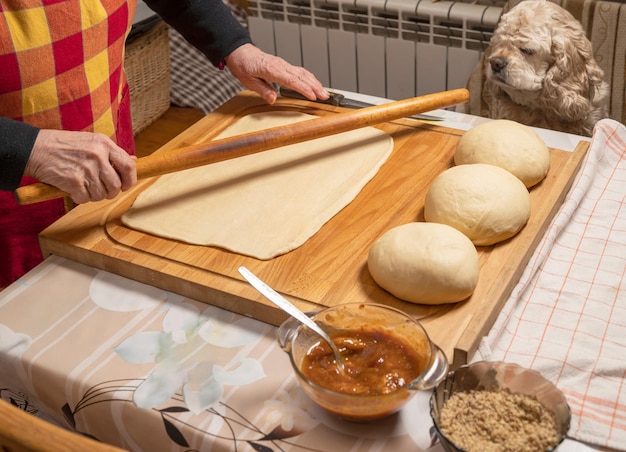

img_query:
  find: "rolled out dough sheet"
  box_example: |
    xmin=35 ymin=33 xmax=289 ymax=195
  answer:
xmin=121 ymin=111 xmax=394 ymax=259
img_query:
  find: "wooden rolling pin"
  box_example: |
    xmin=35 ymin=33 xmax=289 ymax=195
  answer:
xmin=15 ymin=88 xmax=469 ymax=205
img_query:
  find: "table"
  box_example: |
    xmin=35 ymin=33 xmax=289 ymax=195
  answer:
xmin=0 ymin=255 xmax=443 ymax=450
xmin=1 ymin=99 xmax=624 ymax=451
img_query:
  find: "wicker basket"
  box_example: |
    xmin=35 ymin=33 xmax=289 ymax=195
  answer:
xmin=125 ymin=20 xmax=171 ymax=135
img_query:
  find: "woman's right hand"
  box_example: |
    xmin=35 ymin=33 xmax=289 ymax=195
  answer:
xmin=25 ymin=129 xmax=137 ymax=204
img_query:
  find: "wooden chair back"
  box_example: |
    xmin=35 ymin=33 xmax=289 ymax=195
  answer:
xmin=0 ymin=399 xmax=126 ymax=452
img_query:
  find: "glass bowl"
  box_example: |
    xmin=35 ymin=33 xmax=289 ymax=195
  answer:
xmin=430 ymin=361 xmax=571 ymax=451
xmin=277 ymin=302 xmax=448 ymax=422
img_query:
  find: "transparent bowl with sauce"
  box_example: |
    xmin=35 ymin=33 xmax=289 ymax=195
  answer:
xmin=277 ymin=302 xmax=448 ymax=421
xmin=429 ymin=361 xmax=571 ymax=451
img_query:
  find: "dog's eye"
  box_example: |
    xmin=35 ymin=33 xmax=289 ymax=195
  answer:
xmin=520 ymin=47 xmax=536 ymax=55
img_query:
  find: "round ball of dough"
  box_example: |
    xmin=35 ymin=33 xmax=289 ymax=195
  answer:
xmin=455 ymin=119 xmax=550 ymax=188
xmin=368 ymin=222 xmax=479 ymax=304
xmin=424 ymin=163 xmax=531 ymax=246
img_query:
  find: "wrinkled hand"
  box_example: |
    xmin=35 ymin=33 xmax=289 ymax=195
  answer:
xmin=25 ymin=129 xmax=137 ymax=204
xmin=225 ymin=44 xmax=329 ymax=104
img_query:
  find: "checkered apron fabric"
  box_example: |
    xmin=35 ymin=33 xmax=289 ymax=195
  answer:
xmin=0 ymin=0 xmax=136 ymax=287
xmin=477 ymin=118 xmax=626 ymax=450
xmin=0 ymin=0 xmax=136 ymax=148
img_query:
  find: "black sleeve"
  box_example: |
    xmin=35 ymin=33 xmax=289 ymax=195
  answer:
xmin=0 ymin=117 xmax=40 ymax=191
xmin=143 ymin=0 xmax=252 ymax=67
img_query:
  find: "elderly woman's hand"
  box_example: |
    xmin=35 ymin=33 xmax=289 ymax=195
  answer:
xmin=225 ymin=43 xmax=329 ymax=104
xmin=25 ymin=129 xmax=137 ymax=204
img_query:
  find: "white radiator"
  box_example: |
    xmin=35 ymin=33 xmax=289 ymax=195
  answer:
xmin=247 ymin=0 xmax=503 ymax=101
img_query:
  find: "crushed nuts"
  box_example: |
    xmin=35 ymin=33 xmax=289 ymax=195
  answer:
xmin=438 ymin=389 xmax=559 ymax=452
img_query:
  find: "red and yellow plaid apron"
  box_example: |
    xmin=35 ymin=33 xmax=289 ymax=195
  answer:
xmin=0 ymin=0 xmax=137 ymax=287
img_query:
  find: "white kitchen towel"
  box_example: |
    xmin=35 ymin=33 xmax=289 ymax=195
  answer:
xmin=477 ymin=118 xmax=626 ymax=450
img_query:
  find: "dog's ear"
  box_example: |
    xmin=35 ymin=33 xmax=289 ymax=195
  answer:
xmin=542 ymin=25 xmax=605 ymax=122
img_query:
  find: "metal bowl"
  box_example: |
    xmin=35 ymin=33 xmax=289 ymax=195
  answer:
xmin=430 ymin=361 xmax=571 ymax=451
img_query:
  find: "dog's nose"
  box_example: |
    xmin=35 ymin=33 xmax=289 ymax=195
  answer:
xmin=489 ymin=56 xmax=507 ymax=73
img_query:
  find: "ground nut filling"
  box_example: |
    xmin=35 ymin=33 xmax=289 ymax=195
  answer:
xmin=438 ymin=389 xmax=560 ymax=452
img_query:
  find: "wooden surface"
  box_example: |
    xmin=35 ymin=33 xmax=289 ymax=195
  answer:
xmin=39 ymin=91 xmax=588 ymax=368
xmin=134 ymin=106 xmax=205 ymax=158
xmin=0 ymin=399 xmax=127 ymax=452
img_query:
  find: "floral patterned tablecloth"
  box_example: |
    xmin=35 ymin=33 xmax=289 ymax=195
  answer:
xmin=0 ymin=256 xmax=442 ymax=451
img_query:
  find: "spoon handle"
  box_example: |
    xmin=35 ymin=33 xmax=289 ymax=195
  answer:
xmin=238 ymin=266 xmax=330 ymax=340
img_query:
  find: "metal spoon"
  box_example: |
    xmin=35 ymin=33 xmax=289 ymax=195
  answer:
xmin=238 ymin=266 xmax=345 ymax=372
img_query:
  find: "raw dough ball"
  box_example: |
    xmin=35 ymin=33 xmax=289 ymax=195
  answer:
xmin=424 ymin=163 xmax=531 ymax=246
xmin=368 ymin=222 xmax=479 ymax=304
xmin=455 ymin=119 xmax=550 ymax=188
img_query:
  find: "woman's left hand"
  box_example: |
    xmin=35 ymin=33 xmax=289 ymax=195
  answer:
xmin=224 ymin=44 xmax=329 ymax=104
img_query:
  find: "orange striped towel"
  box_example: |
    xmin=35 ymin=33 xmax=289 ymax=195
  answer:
xmin=476 ymin=118 xmax=626 ymax=451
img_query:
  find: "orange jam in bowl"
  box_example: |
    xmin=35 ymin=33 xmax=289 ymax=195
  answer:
xmin=277 ymin=303 xmax=448 ymax=421
xmin=302 ymin=329 xmax=428 ymax=396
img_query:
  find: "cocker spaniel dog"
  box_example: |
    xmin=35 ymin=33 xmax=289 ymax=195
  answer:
xmin=476 ymin=0 xmax=608 ymax=136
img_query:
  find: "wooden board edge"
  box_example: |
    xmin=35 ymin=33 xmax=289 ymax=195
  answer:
xmin=39 ymin=233 xmax=326 ymax=327
xmin=451 ymin=140 xmax=590 ymax=368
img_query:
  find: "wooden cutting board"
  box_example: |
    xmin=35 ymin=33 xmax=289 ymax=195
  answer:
xmin=39 ymin=91 xmax=588 ymax=368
